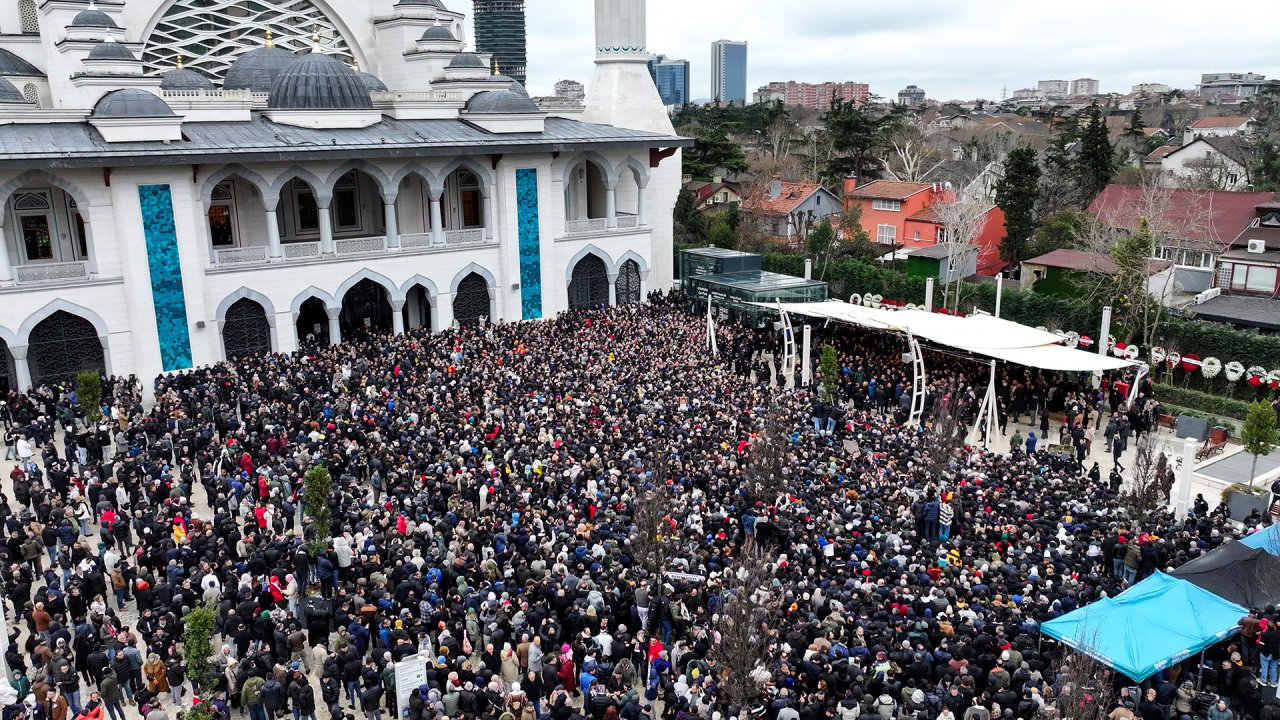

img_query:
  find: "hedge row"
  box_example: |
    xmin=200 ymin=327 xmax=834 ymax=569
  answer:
xmin=1154 ymin=383 xmax=1251 ymax=421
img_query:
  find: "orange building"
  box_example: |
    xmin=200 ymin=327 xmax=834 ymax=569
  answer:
xmin=843 ymin=178 xmax=1008 ymax=276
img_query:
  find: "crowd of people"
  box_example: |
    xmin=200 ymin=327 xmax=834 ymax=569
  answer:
xmin=0 ymin=294 xmax=1272 ymax=720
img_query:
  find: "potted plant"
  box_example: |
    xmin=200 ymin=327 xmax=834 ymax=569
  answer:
xmin=1221 ymin=483 xmax=1271 ymax=521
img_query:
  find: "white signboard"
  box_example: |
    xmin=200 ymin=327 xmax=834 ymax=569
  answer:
xmin=394 ymin=654 xmax=429 ymax=717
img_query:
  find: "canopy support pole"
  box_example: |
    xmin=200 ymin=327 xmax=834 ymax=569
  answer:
xmin=778 ymin=301 xmax=796 ymax=389
xmin=1197 ymin=648 xmax=1206 ymax=691
xmin=970 ymin=360 xmax=998 ymax=447
xmin=1125 ymin=363 xmax=1149 ymax=412
xmin=801 ymin=324 xmax=812 ymax=387
xmin=706 ymin=295 xmax=718 ymax=357
xmin=908 ymin=332 xmax=926 ymax=427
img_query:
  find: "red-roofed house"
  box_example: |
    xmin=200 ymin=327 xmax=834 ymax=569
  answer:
xmin=843 ymin=178 xmax=1008 ymax=275
xmin=1088 ymin=184 xmax=1276 ymax=269
xmin=741 ymin=176 xmax=841 ymax=243
xmin=682 ymin=176 xmax=742 ymax=215
xmin=1185 ymin=116 xmax=1254 ymax=143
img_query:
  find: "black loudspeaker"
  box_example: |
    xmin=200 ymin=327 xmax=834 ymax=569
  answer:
xmin=1176 ymin=415 xmax=1210 ymax=442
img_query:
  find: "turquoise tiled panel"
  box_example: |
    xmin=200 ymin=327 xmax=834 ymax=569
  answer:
xmin=137 ymin=184 xmax=193 ymax=372
xmin=516 ymin=168 xmax=542 ymax=320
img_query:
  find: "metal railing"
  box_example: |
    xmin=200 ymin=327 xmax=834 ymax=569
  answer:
xmin=214 ymin=246 xmax=268 ymax=265
xmin=334 ymin=236 xmax=388 ymax=255
xmin=15 ymin=261 xmax=89 ymax=282
xmin=282 ymin=242 xmax=321 ymax=259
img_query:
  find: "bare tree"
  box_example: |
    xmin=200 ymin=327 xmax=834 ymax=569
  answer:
xmin=934 ymin=199 xmax=991 ymax=312
xmin=882 ymin=121 xmax=947 ymax=182
xmin=1175 ymin=153 xmax=1246 ymax=191
xmin=1049 ymin=632 xmax=1118 ymax=720
xmin=744 ymin=402 xmax=791 ymax=504
xmin=763 ymin=116 xmax=795 ymax=163
xmin=1121 ymin=432 xmax=1173 ymax=519
xmin=628 ymin=486 xmax=674 ymax=631
xmin=710 ymin=546 xmax=778 ymax=710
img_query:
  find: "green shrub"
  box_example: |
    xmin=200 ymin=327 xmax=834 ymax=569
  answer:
xmin=76 ymin=370 xmax=102 ymax=423
xmin=303 ymin=465 xmax=333 ymax=556
xmin=1155 ymin=384 xmax=1250 ymax=422
xmin=182 ymin=605 xmax=218 ymax=691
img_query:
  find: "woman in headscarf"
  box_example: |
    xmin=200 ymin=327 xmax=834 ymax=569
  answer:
xmin=500 ymin=642 xmax=520 ymax=684
xmin=142 ymin=653 xmax=168 ymax=695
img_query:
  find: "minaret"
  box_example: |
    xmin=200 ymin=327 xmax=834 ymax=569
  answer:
xmin=583 ymin=0 xmax=679 ymax=293
xmin=582 ymin=0 xmax=672 ymax=134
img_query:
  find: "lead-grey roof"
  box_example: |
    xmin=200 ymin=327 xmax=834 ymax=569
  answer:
xmin=160 ymin=68 xmax=216 ymax=91
xmin=70 ymin=9 xmax=118 ymax=28
xmin=465 ymin=89 xmax=539 ymax=114
xmin=91 ymin=89 xmax=176 ymax=118
xmin=223 ymin=46 xmax=297 ymax=92
xmin=85 ymin=40 xmax=137 ymax=62
xmin=0 ymin=49 xmax=41 ymax=77
xmin=420 ymin=25 xmax=457 ymax=41
xmin=398 ymin=0 xmax=447 ymax=6
xmin=0 ymin=116 xmax=690 ymax=168
xmin=448 ymin=52 xmax=486 ymax=69
xmin=0 ymin=78 xmax=27 ymax=105
xmin=268 ymin=53 xmax=373 ymax=110
xmin=356 ymin=71 xmax=388 ymax=93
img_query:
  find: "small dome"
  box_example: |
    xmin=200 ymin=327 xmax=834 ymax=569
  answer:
xmin=0 ymin=48 xmax=42 ymax=77
xmin=70 ymin=9 xmax=118 ymax=29
xmin=465 ymin=89 xmax=539 ymax=114
xmin=489 ymin=75 xmax=528 ymax=96
xmin=268 ymin=53 xmax=373 ymax=110
xmin=448 ymin=52 xmax=486 ymax=69
xmin=160 ymin=68 xmax=215 ymax=91
xmin=397 ymin=0 xmax=447 ymax=7
xmin=356 ymin=71 xmax=388 ymax=93
xmin=420 ymin=25 xmax=457 ymax=42
xmin=0 ymin=78 xmax=30 ymax=105
xmin=223 ymin=45 xmax=297 ymax=92
xmin=92 ymin=89 xmax=176 ymax=118
xmin=86 ymin=39 xmax=136 ymax=62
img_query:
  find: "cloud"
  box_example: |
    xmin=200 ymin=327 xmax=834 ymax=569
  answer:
xmin=462 ymin=0 xmax=1280 ymax=101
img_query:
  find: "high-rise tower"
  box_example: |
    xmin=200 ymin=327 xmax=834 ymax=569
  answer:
xmin=583 ymin=0 xmax=679 ymax=290
xmin=472 ymin=0 xmax=527 ymax=86
xmin=710 ymin=40 xmax=747 ymax=105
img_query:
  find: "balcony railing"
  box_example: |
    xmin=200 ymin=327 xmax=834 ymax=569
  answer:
xmin=15 ymin=261 xmax=89 ymax=283
xmin=444 ymin=229 xmax=486 ymax=245
xmin=617 ymin=214 xmax=639 ymax=229
xmin=566 ymin=218 xmax=608 ymax=234
xmin=335 ymin=236 xmax=388 ymax=255
xmin=283 ymin=242 xmax=322 ymax=259
xmin=215 ymin=246 xmax=269 ymax=265
xmin=400 ymin=233 xmax=434 ymax=249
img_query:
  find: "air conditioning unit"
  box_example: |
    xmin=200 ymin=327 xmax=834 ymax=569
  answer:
xmin=1249 ymin=239 xmax=1267 ymax=254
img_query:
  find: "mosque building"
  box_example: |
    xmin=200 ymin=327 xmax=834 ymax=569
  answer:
xmin=0 ymin=0 xmax=682 ymax=391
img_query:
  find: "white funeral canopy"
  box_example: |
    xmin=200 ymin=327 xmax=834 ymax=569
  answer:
xmin=758 ymin=300 xmax=1136 ymax=372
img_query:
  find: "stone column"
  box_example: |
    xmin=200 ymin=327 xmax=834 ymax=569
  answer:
xmin=0 ymin=225 xmax=12 ymax=282
xmin=605 ymin=185 xmax=618 ymax=228
xmin=429 ymin=195 xmax=445 ymax=246
xmin=637 ymin=181 xmax=649 ymax=226
xmin=390 ymin=298 xmax=405 ymax=335
xmin=482 ymin=192 xmax=495 ymax=240
xmin=326 ymin=306 xmax=342 ymax=346
xmin=265 ymin=209 xmax=283 ymax=258
xmin=81 ymin=217 xmax=99 ymax=274
xmin=9 ymin=344 xmax=29 ymax=392
xmin=384 ymin=201 xmax=400 ymax=250
xmin=608 ymin=274 xmax=618 ymax=306
xmin=318 ymin=205 xmax=334 ymax=254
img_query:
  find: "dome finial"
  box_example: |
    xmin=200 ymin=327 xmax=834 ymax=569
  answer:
xmin=265 ymin=27 xmax=275 ymax=49
xmin=311 ymin=29 xmax=321 ymax=54
xmin=103 ymin=33 xmax=115 ymax=43
xmin=492 ymin=58 xmax=500 ymax=76
xmin=176 ymin=54 xmax=184 ymax=69
xmin=87 ymin=0 xmax=98 ymax=9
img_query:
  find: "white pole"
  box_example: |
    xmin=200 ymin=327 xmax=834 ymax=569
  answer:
xmin=1098 ymin=306 xmax=1112 ymax=358
xmin=804 ymin=258 xmax=813 ymax=280
xmin=924 ymin=277 xmax=935 ymax=312
xmin=801 ymin=325 xmax=812 ymax=387
xmin=1175 ymin=435 xmax=1197 ymax=517
xmin=706 ymin=296 xmax=717 ymax=356
xmin=995 ymin=274 xmax=1004 ymax=319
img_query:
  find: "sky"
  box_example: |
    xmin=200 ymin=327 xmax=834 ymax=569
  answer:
xmin=460 ymin=0 xmax=1280 ymax=102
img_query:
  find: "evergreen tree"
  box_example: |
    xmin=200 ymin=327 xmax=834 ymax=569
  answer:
xmin=994 ymin=146 xmax=1041 ymax=264
xmin=822 ymin=99 xmax=901 ymax=183
xmin=1038 ymin=124 xmax=1078 ymax=216
xmin=683 ymin=128 xmax=748 ymax=179
xmin=673 ymin=189 xmax=707 ymax=244
xmin=1124 ymin=107 xmax=1146 ymax=137
xmin=1075 ymin=103 xmax=1117 ymax=206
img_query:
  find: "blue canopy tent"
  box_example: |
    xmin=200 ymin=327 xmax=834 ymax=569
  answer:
xmin=1241 ymin=524 xmax=1280 ymax=553
xmin=1040 ymin=572 xmax=1246 ymax=681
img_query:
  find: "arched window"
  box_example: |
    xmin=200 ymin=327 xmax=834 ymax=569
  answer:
xmin=18 ymin=0 xmax=37 ymax=35
xmin=222 ymin=298 xmax=272 ymax=360
xmin=28 ymin=311 xmax=104 ymax=386
xmin=141 ymin=0 xmax=353 ymax=82
xmin=568 ymin=253 xmax=609 ymax=309
xmin=453 ymin=273 xmax=490 ymax=325
xmin=616 ymin=259 xmax=642 ymax=305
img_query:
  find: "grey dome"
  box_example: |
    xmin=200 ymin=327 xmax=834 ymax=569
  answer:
xmin=92 ymin=89 xmax=176 ymax=118
xmin=0 ymin=49 xmax=42 ymax=77
xmin=448 ymin=52 xmax=486 ymax=69
xmin=465 ymin=89 xmax=539 ymax=114
xmin=160 ymin=68 xmax=215 ymax=91
xmin=223 ymin=46 xmax=297 ymax=92
xmin=0 ymin=78 xmax=29 ymax=105
xmin=70 ymin=9 xmax=118 ymax=28
xmin=397 ymin=0 xmax=446 ymax=6
xmin=420 ymin=25 xmax=456 ymax=41
xmin=356 ymin=71 xmax=388 ymax=93
xmin=490 ymin=75 xmax=528 ymax=96
xmin=268 ymin=53 xmax=373 ymax=110
xmin=86 ymin=40 xmax=136 ymax=62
